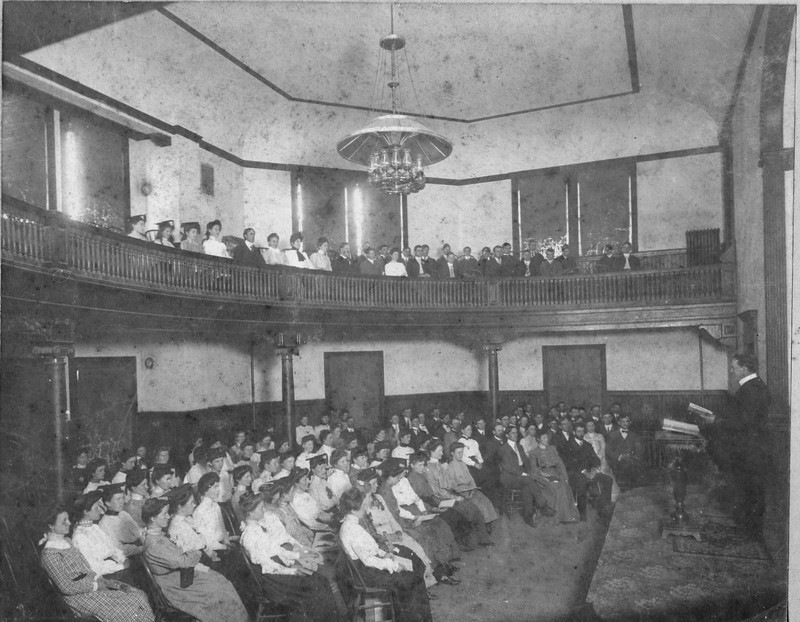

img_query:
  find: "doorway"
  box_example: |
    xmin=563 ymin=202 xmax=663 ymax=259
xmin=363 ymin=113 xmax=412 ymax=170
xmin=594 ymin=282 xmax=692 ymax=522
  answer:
xmin=324 ymin=351 xmax=384 ymax=430
xmin=542 ymin=345 xmax=606 ymax=410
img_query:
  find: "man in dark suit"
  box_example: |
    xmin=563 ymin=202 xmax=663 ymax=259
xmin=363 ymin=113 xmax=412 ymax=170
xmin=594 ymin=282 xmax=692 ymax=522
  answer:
xmin=552 ymin=418 xmax=573 ymax=456
xmin=435 ymin=243 xmax=451 ymax=275
xmin=332 ymin=242 xmax=358 ymax=275
xmin=232 ymin=228 xmax=267 ymax=268
xmin=407 ymin=245 xmax=422 ymax=278
xmin=595 ymin=244 xmax=615 ymax=273
xmin=483 ymin=246 xmax=505 ymax=277
xmin=605 ymin=414 xmax=645 ymax=490
xmin=359 ymin=247 xmax=383 ymax=276
xmin=708 ymin=353 xmax=771 ymax=536
xmin=556 ymin=243 xmax=578 ymax=275
xmin=500 ymin=427 xmax=547 ymax=527
xmin=420 ymin=245 xmax=436 ymax=277
xmin=612 ymin=241 xmax=641 ymax=271
xmin=514 ymin=249 xmax=537 ymax=277
xmin=561 ymin=421 xmax=613 ymax=521
xmin=480 ymin=423 xmax=506 ymax=510
xmin=599 ymin=413 xmax=617 ymax=438
xmin=438 ymin=252 xmax=458 ymax=279
xmin=400 ymin=408 xmax=414 ymax=431
xmin=457 ymin=247 xmax=481 ymax=278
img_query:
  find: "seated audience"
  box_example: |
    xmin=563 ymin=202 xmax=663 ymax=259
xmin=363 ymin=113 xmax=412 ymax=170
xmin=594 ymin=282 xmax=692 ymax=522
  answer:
xmin=557 ymin=243 xmax=578 ymax=274
xmin=498 ymin=428 xmax=548 ymax=528
xmin=296 ymin=434 xmax=319 ymax=470
xmin=449 ymin=443 xmax=500 ymax=525
xmin=111 ymin=450 xmax=138 ymax=485
xmin=539 ymin=248 xmax=563 ymax=277
xmin=584 ymin=420 xmax=620 ymax=502
xmin=561 ymin=421 xmax=613 ymax=521
xmin=605 ymin=414 xmax=644 ymax=490
xmin=166 ymin=484 xmax=215 ymax=563
xmin=308 ymin=454 xmax=337 ymax=512
xmin=99 ymin=483 xmax=145 ymax=558
xmin=192 ymin=473 xmax=233 ymax=558
xmin=127 ymin=214 xmax=148 ymax=242
xmin=295 ymin=416 xmax=315 ymax=448
xmin=124 ymin=470 xmax=150 ymax=528
xmin=71 ymin=447 xmax=91 ymax=491
xmin=202 ymin=220 xmax=228 ymax=258
xmin=457 ymin=247 xmax=481 ymax=278
xmin=338 ymin=488 xmax=433 ymax=622
xmin=142 ymin=498 xmax=248 ymax=622
xmin=613 ymin=241 xmax=640 ymax=271
xmin=392 ymin=429 xmax=416 ymax=464
xmin=184 ymin=447 xmax=209 ymax=486
xmin=309 ymin=237 xmax=333 ymax=271
xmin=276 ymin=452 xmax=296 ymax=479
xmin=83 ymin=458 xmax=110 ymax=494
xmin=206 ymin=447 xmax=233 ymax=503
xmin=252 ymin=449 xmax=281 ymax=492
xmin=151 ymin=464 xmax=177 ymax=498
xmin=595 ymin=244 xmax=615 ymax=273
xmin=153 ymin=220 xmax=175 ymax=248
xmin=291 ymin=465 xmax=335 ymax=530
xmin=528 ymin=430 xmax=579 ymax=523
xmin=70 ymin=491 xmax=131 ymax=583
xmin=360 ymin=246 xmax=384 ymax=276
xmin=230 ymin=465 xmax=253 ymax=524
xmin=331 ymin=242 xmax=357 ymax=275
xmin=239 ymin=490 xmax=346 ymax=621
xmin=40 ymin=506 xmax=154 ymax=622
xmin=327 ymin=448 xmax=353 ymax=504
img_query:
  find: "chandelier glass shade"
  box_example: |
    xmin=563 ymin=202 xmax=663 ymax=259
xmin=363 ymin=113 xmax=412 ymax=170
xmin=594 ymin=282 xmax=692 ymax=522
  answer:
xmin=336 ymin=27 xmax=452 ymax=195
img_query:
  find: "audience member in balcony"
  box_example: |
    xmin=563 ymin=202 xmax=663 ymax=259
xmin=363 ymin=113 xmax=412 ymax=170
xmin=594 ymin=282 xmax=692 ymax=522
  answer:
xmin=309 ymin=237 xmax=333 ymax=271
xmin=402 ymin=247 xmax=413 ymax=271
xmin=438 ymin=252 xmax=458 ymax=279
xmin=420 ymin=245 xmax=437 ymax=276
xmin=360 ymin=246 xmax=384 ymax=276
xmin=477 ymin=246 xmax=492 ymax=272
xmin=595 ymin=244 xmax=615 ymax=273
xmin=202 ymin=220 xmax=228 ymax=258
xmin=127 ymin=214 xmax=148 ymax=241
xmin=180 ymin=222 xmax=204 ymax=254
xmin=407 ymin=245 xmax=423 ymax=278
xmin=539 ymin=248 xmax=564 ymax=277
xmin=40 ymin=506 xmax=155 ymax=622
xmin=153 ymin=220 xmax=176 ymax=248
xmin=330 ymin=242 xmax=354 ymax=274
xmin=436 ymin=243 xmax=452 ymax=274
xmin=284 ymin=231 xmax=310 ymax=268
xmin=385 ymin=247 xmax=409 ymax=277
xmin=557 ymin=244 xmax=578 ymax=275
xmin=515 ymin=249 xmax=536 ymax=277
xmin=482 ymin=246 xmax=505 ymax=277
xmin=261 ymin=232 xmax=285 ymax=266
xmin=83 ymin=458 xmax=110 ymax=494
xmin=613 ymin=241 xmax=641 ymax=271
xmin=457 ymin=247 xmax=481 ymax=278
xmin=232 ymin=227 xmax=267 ymax=268
xmin=378 ymin=244 xmax=391 ymax=266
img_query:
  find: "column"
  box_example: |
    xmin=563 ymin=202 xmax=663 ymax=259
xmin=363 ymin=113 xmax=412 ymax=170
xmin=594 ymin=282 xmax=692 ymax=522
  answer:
xmin=484 ymin=344 xmax=502 ymax=422
xmin=275 ymin=333 xmax=302 ymax=445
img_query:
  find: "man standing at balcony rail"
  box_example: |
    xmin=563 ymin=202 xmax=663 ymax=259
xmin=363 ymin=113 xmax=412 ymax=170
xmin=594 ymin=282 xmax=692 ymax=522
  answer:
xmin=596 ymin=244 xmax=616 ymax=273
xmin=483 ymin=246 xmax=505 ymax=277
xmin=127 ymin=214 xmax=148 ymax=241
xmin=360 ymin=247 xmax=383 ymax=276
xmin=539 ymin=248 xmax=564 ymax=278
xmin=233 ymin=228 xmax=267 ymax=269
xmin=515 ymin=249 xmax=536 ymax=277
xmin=457 ymin=247 xmax=480 ymax=278
xmin=420 ymin=245 xmax=436 ymax=277
xmin=331 ymin=242 xmax=356 ymax=275
xmin=557 ymin=244 xmax=578 ymax=275
xmin=613 ymin=242 xmax=640 ymax=271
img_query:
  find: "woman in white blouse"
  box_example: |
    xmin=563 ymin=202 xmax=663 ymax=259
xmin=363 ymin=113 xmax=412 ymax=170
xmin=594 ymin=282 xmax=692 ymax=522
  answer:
xmin=202 ymin=220 xmax=228 ymax=258
xmin=459 ymin=423 xmax=484 ymax=469
xmin=191 ymin=473 xmax=232 ymax=558
xmin=239 ymin=490 xmax=346 ymax=621
xmin=384 ymin=248 xmax=409 ymax=278
xmin=327 ymin=448 xmax=353 ymax=504
xmin=166 ymin=484 xmax=217 ymax=565
xmin=309 ymin=237 xmax=333 ymax=271
xmin=70 ymin=490 xmax=130 ymax=583
xmin=339 ymin=488 xmax=432 ymax=622
xmin=261 ymin=232 xmax=285 ymax=266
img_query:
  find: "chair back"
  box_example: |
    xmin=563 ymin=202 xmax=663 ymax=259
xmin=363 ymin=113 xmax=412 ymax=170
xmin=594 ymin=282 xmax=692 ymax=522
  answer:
xmin=219 ymin=501 xmax=241 ymax=537
xmin=137 ymin=554 xmax=198 ymax=621
xmin=237 ymin=543 xmax=294 ymax=621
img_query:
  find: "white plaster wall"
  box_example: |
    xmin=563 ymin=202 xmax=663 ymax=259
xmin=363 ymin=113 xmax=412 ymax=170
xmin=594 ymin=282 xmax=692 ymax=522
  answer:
xmin=407 ymin=181 xmax=512 ymax=255
xmin=242 ymin=168 xmax=293 ymax=249
xmin=636 ymin=153 xmax=724 ymax=251
xmin=498 ymin=330 xmax=728 ymax=392
xmin=731 ymin=14 xmax=768 ymax=372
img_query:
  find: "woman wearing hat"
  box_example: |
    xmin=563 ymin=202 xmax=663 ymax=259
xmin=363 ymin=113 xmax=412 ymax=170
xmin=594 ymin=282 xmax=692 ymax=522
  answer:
xmin=165 ymin=485 xmax=216 ymax=563
xmin=283 ymin=231 xmax=310 ymax=269
xmin=98 ymin=483 xmax=145 ymax=559
xmin=127 ymin=215 xmax=148 ymax=241
xmin=275 ymin=469 xmax=338 ymax=556
xmin=202 ymin=220 xmax=228 ymax=258
xmin=338 ymin=487 xmax=433 ymax=622
xmin=40 ymin=506 xmax=155 ymax=622
xmin=153 ymin=220 xmax=175 ymax=247
xmin=142 ymin=498 xmax=248 ymax=622
xmin=240 ymin=490 xmax=347 ymax=621
xmin=290 ymin=464 xmax=336 ymax=531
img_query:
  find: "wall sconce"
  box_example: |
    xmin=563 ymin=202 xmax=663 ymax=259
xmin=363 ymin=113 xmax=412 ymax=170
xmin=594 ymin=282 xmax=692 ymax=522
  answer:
xmin=144 ymin=357 xmax=155 ymax=370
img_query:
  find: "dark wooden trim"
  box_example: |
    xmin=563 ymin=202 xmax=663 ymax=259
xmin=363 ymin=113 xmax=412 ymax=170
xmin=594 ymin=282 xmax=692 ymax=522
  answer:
xmin=760 ymin=147 xmax=794 ymax=171
xmin=720 ymin=6 xmax=765 ymax=141
xmin=721 ymin=141 xmax=734 ymax=245
xmin=622 ymin=6 xmax=640 ymax=93
xmin=541 ymin=344 xmax=607 ymax=410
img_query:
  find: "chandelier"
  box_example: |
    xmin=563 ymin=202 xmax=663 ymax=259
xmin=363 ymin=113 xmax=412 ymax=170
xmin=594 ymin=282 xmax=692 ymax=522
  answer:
xmin=336 ymin=18 xmax=452 ymax=195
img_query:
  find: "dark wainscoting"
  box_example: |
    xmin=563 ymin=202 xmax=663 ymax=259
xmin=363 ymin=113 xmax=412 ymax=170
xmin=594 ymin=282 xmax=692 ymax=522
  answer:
xmin=135 ymin=389 xmax=731 ymax=472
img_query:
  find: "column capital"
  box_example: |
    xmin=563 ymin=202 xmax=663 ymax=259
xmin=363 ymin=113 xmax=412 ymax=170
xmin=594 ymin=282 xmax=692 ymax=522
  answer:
xmin=483 ymin=343 xmax=503 ymax=354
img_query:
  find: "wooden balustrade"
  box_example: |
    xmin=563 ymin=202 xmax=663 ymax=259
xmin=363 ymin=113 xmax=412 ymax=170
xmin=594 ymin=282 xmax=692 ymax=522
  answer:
xmin=2 ymin=200 xmax=735 ymax=310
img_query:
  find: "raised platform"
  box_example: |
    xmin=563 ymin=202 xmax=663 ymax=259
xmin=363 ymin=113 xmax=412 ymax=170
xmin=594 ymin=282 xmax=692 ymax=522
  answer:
xmin=586 ymin=485 xmax=785 ymax=621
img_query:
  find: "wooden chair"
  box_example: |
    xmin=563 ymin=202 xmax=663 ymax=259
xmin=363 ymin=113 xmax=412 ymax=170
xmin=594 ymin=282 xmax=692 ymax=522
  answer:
xmin=237 ymin=543 xmax=295 ymax=622
xmin=502 ymin=487 xmax=523 ymax=517
xmin=219 ymin=501 xmax=241 ymax=537
xmin=137 ymin=555 xmax=198 ymax=622
xmin=340 ymin=548 xmax=396 ymax=622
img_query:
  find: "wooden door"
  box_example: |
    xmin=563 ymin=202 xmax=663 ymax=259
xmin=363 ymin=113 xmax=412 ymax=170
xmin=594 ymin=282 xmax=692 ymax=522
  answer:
xmin=324 ymin=351 xmax=384 ymax=430
xmin=542 ymin=345 xmax=606 ymax=410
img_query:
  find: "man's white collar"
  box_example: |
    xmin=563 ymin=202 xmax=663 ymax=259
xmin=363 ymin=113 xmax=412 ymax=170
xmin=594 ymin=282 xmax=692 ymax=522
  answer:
xmin=739 ymin=373 xmax=758 ymax=386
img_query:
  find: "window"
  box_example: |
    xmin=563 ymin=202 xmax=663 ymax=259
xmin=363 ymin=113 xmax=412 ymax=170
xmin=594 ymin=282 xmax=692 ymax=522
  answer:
xmin=200 ymin=163 xmax=215 ymax=197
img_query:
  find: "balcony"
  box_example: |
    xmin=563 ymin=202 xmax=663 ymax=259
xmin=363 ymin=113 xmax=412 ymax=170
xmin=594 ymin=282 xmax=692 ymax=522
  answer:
xmin=1 ymin=199 xmax=737 ymax=335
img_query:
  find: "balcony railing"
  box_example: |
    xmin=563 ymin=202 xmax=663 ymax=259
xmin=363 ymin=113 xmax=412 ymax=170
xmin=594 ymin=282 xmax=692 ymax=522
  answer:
xmin=2 ymin=200 xmax=736 ymax=310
